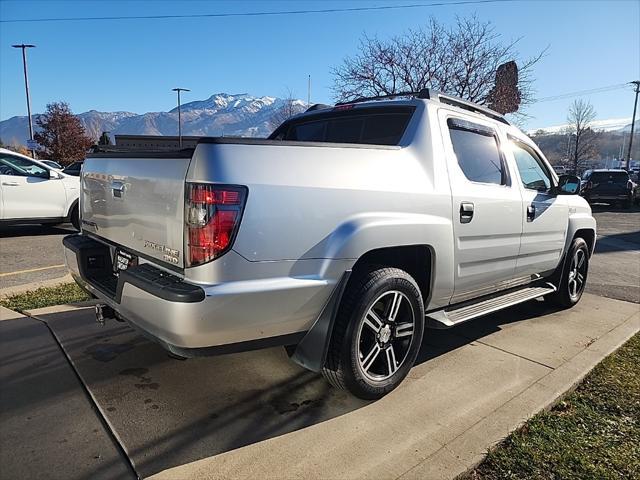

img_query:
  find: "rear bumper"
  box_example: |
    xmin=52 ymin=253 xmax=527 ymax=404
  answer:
xmin=583 ymin=192 xmax=631 ymax=201
xmin=63 ymin=234 xmax=337 ymax=354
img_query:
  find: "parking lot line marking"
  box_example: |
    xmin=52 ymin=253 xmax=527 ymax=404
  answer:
xmin=0 ymin=264 xmax=66 ymax=277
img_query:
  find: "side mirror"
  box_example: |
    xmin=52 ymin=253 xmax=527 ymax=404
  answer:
xmin=49 ymin=170 xmax=62 ymax=179
xmin=554 ymin=174 xmax=581 ymax=195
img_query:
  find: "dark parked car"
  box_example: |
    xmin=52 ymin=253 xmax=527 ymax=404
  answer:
xmin=580 ymin=169 xmax=638 ymax=208
xmin=62 ymin=161 xmax=83 ymax=176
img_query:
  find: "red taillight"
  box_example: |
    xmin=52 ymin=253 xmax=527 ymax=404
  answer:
xmin=190 ymin=185 xmax=241 ymax=205
xmin=186 ymin=183 xmax=247 ymax=266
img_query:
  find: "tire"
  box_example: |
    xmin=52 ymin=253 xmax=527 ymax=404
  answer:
xmin=546 ymin=237 xmax=589 ymax=308
xmin=322 ymin=267 xmax=425 ymax=400
xmin=70 ymin=205 xmax=80 ymax=230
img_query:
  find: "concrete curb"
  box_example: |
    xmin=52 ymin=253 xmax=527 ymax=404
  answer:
xmin=24 ymin=300 xmax=98 ymax=317
xmin=400 ymin=311 xmax=640 ymax=480
xmin=0 ymin=305 xmax=25 ymax=321
xmin=147 ymin=306 xmax=639 ymax=480
xmin=0 ymin=273 xmax=74 ymax=298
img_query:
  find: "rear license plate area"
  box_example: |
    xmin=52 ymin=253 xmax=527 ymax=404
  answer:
xmin=114 ymin=249 xmax=138 ymax=274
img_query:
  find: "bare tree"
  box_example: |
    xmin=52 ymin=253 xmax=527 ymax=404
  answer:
xmin=567 ymin=99 xmax=597 ymax=173
xmin=269 ymin=89 xmax=305 ymax=130
xmin=332 ymin=16 xmax=544 ymax=115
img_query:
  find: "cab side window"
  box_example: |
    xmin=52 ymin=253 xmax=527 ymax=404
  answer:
xmin=511 ymin=141 xmax=552 ymax=192
xmin=447 ymin=119 xmax=506 ymax=185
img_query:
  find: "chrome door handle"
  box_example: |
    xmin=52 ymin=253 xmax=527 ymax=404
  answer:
xmin=111 ymin=181 xmax=125 ymax=198
xmin=1 ymin=181 xmax=19 ymax=186
xmin=460 ymin=202 xmax=474 ymax=224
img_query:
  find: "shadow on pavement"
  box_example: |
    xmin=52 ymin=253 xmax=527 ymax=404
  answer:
xmin=416 ymin=298 xmax=556 ymax=365
xmin=0 ymin=224 xmax=74 ymax=238
xmin=35 ymin=309 xmax=364 ymax=477
xmin=589 ymin=203 xmax=640 ymax=213
xmin=595 ymin=230 xmax=640 ymax=253
xmin=25 ymin=298 xmax=568 ymax=478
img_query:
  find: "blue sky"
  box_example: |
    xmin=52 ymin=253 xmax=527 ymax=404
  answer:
xmin=1 ymin=0 xmax=638 ymax=130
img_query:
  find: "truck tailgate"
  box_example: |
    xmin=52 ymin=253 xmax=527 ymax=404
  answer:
xmin=81 ymin=152 xmax=192 ymax=268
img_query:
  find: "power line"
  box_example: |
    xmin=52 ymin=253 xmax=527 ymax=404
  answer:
xmin=0 ymin=0 xmax=516 ymax=24
xmin=534 ymin=83 xmax=631 ymax=103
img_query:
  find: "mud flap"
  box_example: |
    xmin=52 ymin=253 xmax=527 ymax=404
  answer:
xmin=290 ymin=270 xmax=351 ymax=372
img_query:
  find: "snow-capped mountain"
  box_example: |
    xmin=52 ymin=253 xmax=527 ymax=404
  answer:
xmin=527 ymin=117 xmax=635 ymax=135
xmin=0 ymin=93 xmax=307 ymax=146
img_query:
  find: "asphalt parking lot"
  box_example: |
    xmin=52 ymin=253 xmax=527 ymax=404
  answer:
xmin=0 ymin=223 xmax=75 ymax=290
xmin=587 ymin=204 xmax=640 ymax=303
xmin=0 ymin=205 xmax=638 ymax=479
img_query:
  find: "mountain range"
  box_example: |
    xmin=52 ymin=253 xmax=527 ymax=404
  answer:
xmin=0 ymin=93 xmax=307 ymax=146
xmin=0 ymin=92 xmax=636 ymax=147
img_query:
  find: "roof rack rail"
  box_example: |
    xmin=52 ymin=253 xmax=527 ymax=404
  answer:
xmin=334 ymin=88 xmax=509 ymax=125
xmin=335 ymin=89 xmax=430 ymax=106
xmin=305 ymin=103 xmax=332 ymax=112
xmin=431 ymin=90 xmax=509 ymax=125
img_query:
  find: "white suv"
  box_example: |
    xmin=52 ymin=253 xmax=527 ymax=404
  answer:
xmin=0 ymin=148 xmax=80 ymax=229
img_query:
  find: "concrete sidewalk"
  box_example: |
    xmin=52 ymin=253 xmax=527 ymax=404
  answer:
xmin=0 ymin=306 xmax=134 ymax=480
xmin=147 ymin=295 xmax=638 ymax=480
xmin=16 ymin=293 xmax=637 ymax=480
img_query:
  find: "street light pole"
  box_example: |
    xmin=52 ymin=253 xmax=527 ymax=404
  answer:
xmin=12 ymin=44 xmax=36 ymax=156
xmin=172 ymin=87 xmax=190 ymax=148
xmin=625 ymin=80 xmax=640 ymax=171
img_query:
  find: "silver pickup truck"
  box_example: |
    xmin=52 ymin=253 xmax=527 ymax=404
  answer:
xmin=64 ymin=89 xmax=596 ymax=399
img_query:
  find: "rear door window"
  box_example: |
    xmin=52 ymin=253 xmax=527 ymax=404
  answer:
xmin=447 ymin=119 xmax=507 ymax=185
xmin=270 ymin=107 xmax=415 ymax=146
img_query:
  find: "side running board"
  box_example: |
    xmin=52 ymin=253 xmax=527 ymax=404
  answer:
xmin=426 ymin=283 xmax=557 ymax=329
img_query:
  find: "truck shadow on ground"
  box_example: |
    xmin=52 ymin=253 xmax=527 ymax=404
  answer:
xmin=416 ymin=298 xmax=556 ymax=365
xmin=16 ymin=298 xmax=569 ymax=478
xmin=0 ymin=224 xmax=74 ymax=238
xmin=589 ymin=203 xmax=640 ymax=213
xmin=594 ymin=231 xmax=640 ymax=253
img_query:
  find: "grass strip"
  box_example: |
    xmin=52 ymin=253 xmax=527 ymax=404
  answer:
xmin=467 ymin=332 xmax=640 ymax=479
xmin=0 ymin=283 xmax=91 ymax=313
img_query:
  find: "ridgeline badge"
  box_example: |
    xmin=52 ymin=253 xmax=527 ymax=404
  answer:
xmin=144 ymin=240 xmax=180 ymax=264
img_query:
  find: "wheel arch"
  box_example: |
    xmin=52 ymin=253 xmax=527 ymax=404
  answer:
xmin=565 ymin=213 xmax=596 ymax=257
xmin=573 ymin=228 xmax=595 ymax=257
xmin=65 ymin=198 xmax=79 ymax=220
xmin=290 ymin=245 xmax=434 ymax=374
xmin=349 ymin=245 xmax=434 ymax=306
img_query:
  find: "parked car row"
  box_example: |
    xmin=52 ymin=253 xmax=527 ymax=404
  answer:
xmin=0 ymin=148 xmax=80 ymax=229
xmin=580 ymin=169 xmax=639 ymax=208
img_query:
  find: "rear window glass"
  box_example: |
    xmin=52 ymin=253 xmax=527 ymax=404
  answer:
xmin=590 ymin=171 xmax=629 ymax=183
xmin=270 ymin=107 xmax=414 ymax=145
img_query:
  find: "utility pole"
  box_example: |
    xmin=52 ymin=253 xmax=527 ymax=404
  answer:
xmin=12 ymin=44 xmax=36 ymax=157
xmin=172 ymin=87 xmax=190 ymax=148
xmin=625 ymin=80 xmax=640 ymax=171
xmin=307 ymin=75 xmax=311 ymax=106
